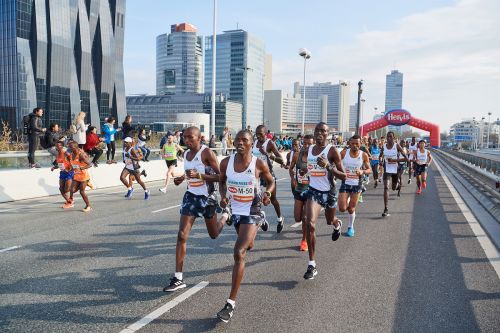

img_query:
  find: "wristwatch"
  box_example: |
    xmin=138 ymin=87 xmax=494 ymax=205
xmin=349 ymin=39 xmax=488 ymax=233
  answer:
xmin=264 ymin=191 xmax=272 ymax=198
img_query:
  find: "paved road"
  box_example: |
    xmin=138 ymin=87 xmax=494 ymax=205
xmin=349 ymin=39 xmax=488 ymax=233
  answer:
xmin=0 ymin=164 xmax=499 ymax=332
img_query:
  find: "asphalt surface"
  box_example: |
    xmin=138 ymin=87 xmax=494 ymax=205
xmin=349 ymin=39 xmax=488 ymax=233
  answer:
xmin=0 ymin=164 xmax=499 ymax=333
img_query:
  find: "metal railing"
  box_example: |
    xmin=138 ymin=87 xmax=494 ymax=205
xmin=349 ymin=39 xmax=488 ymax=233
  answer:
xmin=441 ymin=149 xmax=500 ymax=175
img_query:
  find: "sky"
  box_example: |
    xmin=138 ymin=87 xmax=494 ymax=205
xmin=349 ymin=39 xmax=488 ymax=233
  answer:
xmin=123 ymin=0 xmax=500 ymax=133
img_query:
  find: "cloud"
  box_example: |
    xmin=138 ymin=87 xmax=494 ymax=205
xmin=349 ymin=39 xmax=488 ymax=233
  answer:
xmin=273 ymin=0 xmax=500 ymax=131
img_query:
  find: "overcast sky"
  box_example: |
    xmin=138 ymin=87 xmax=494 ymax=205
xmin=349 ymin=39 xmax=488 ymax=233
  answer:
xmin=124 ymin=0 xmax=500 ymax=132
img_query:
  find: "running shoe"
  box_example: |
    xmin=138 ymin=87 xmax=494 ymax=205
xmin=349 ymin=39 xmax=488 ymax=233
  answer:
xmin=93 ymin=162 xmax=99 ymax=168
xmin=222 ymin=207 xmax=232 ymax=226
xmin=141 ymin=169 xmax=147 ymax=177
xmin=68 ymin=198 xmax=74 ymax=204
xmin=125 ymin=188 xmax=134 ymax=198
xmin=144 ymin=190 xmax=150 ymax=200
xmin=346 ymin=227 xmax=355 ymax=237
xmin=82 ymin=206 xmax=92 ymax=213
xmin=331 ymin=219 xmax=342 ymax=241
xmin=217 ymin=302 xmax=234 ymax=323
xmin=260 ymin=211 xmax=269 ymax=232
xmin=163 ymin=277 xmax=186 ymax=292
xmin=87 ymin=181 xmax=96 ymax=190
xmin=358 ymin=194 xmax=363 ymax=203
xmin=408 ymin=179 xmax=412 ymax=184
xmin=159 ymin=187 xmax=167 ymax=193
xmin=382 ymin=208 xmax=390 ymax=217
xmin=417 ymin=188 xmax=422 ymax=195
xmin=62 ymin=202 xmax=74 ymax=209
xmin=303 ymin=265 xmax=318 ymax=280
xmin=299 ymin=240 xmax=308 ymax=251
xmin=277 ymin=216 xmax=284 ymax=233
xmin=422 ymin=181 xmax=427 ymax=189
xmin=106 ymin=160 xmax=113 ymax=164
xmin=374 ymin=182 xmax=378 ymax=189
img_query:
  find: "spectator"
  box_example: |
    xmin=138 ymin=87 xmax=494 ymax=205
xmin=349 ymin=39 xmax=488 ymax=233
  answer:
xmin=209 ymin=134 xmax=216 ymax=149
xmin=27 ymin=107 xmax=46 ymax=168
xmin=221 ymin=127 xmax=229 ymax=155
xmin=121 ymin=115 xmax=135 ymax=139
xmin=84 ymin=126 xmax=104 ymax=167
xmin=44 ymin=123 xmax=63 ymax=157
xmin=201 ymin=135 xmax=207 ymax=146
xmin=72 ymin=111 xmax=88 ymax=148
xmin=103 ymin=117 xmax=120 ymax=164
xmin=137 ymin=128 xmax=151 ymax=162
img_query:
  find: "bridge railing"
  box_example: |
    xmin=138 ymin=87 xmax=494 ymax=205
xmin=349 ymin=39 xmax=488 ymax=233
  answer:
xmin=441 ymin=149 xmax=500 ymax=176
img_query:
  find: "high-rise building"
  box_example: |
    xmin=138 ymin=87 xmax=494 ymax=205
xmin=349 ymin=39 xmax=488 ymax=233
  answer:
xmin=0 ymin=0 xmax=126 ymax=131
xmin=385 ymin=69 xmax=404 ymax=133
xmin=294 ymin=81 xmax=350 ymax=132
xmin=205 ymin=29 xmax=265 ymax=129
xmin=264 ymin=54 xmax=272 ymax=90
xmin=264 ymin=90 xmax=327 ymax=136
xmin=156 ymin=23 xmax=203 ymax=95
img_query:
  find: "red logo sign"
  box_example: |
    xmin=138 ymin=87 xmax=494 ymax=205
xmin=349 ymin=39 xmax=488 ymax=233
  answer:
xmin=228 ymin=187 xmax=237 ymax=193
xmin=385 ymin=109 xmax=411 ymax=126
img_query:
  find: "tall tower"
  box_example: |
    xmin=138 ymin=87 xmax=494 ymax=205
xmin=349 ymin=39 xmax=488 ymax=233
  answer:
xmin=385 ymin=69 xmax=404 ymax=133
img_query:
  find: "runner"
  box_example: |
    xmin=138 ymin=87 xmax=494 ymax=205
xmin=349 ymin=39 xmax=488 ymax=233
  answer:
xmin=51 ymin=141 xmax=74 ymax=208
xmin=159 ymin=134 xmax=184 ymax=193
xmin=66 ymin=140 xmax=93 ymax=212
xmin=252 ymin=125 xmax=286 ymax=233
xmin=216 ymin=129 xmax=274 ymax=323
xmin=303 ymin=122 xmax=346 ymax=280
xmin=120 ymin=137 xmax=150 ymax=200
xmin=378 ymin=136 xmax=386 ymax=183
xmin=414 ymin=140 xmax=433 ymax=194
xmin=339 ymin=135 xmax=371 ymax=237
xmin=396 ymin=139 xmax=408 ymax=197
xmin=407 ymin=137 xmax=417 ymax=184
xmin=370 ymin=138 xmax=381 ymax=188
xmin=286 ymin=139 xmax=300 ymax=168
xmin=379 ymin=132 xmax=407 ymax=217
xmin=289 ymin=135 xmax=314 ymax=251
xmin=163 ymin=126 xmax=224 ymax=292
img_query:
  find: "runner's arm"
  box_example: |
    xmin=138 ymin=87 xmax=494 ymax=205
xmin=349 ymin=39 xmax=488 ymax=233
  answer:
xmin=199 ymin=148 xmax=220 ymax=182
xmin=327 ymin=146 xmax=346 ymax=180
xmin=78 ymin=151 xmax=92 ymax=170
xmin=256 ymin=158 xmax=275 ymax=205
xmin=379 ymin=147 xmax=384 ymax=164
xmin=267 ymin=141 xmax=285 ymax=166
xmin=218 ymin=157 xmax=230 ymax=207
xmin=396 ymin=144 xmax=407 ymax=162
xmin=427 ymin=151 xmax=433 ymax=165
xmin=361 ymin=153 xmax=372 ymax=175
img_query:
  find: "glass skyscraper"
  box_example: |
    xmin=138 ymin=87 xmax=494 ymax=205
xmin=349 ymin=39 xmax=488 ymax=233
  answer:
xmin=385 ymin=70 xmax=404 ymax=133
xmin=205 ymin=29 xmax=265 ymax=130
xmin=156 ymin=23 xmax=203 ymax=95
xmin=0 ymin=0 xmax=126 ymax=131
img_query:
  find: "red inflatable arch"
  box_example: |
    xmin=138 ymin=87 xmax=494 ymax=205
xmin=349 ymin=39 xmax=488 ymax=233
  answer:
xmin=359 ymin=109 xmax=440 ymax=147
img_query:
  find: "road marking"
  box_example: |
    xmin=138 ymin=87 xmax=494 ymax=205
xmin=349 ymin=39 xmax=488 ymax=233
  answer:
xmin=434 ymin=159 xmax=500 ymax=279
xmin=0 ymin=246 xmax=21 ymax=253
xmin=119 ymin=281 xmax=209 ymax=333
xmin=276 ymin=177 xmax=288 ymax=182
xmin=152 ymin=204 xmax=181 ymax=214
xmin=291 ymin=222 xmax=302 ymax=228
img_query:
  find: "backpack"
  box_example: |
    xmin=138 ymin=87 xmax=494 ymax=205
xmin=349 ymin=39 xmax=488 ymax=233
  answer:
xmin=39 ymin=133 xmax=49 ymax=149
xmin=23 ymin=115 xmax=30 ymax=135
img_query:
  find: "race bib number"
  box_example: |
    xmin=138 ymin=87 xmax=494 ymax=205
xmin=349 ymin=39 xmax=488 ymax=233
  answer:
xmin=165 ymin=152 xmax=174 ymax=159
xmin=227 ymin=179 xmax=254 ymax=203
xmin=346 ymin=167 xmax=359 ymax=180
xmin=307 ymin=157 xmax=327 ymax=177
xmin=72 ymin=164 xmax=79 ymax=170
xmin=58 ymin=163 xmax=65 ymax=171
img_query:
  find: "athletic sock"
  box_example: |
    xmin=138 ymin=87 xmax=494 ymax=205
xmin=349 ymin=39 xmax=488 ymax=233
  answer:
xmin=348 ymin=212 xmax=356 ymax=228
xmin=308 ymin=260 xmax=316 ymax=267
xmin=174 ymin=272 xmax=183 ymax=280
xmin=128 ymin=187 xmax=132 ymax=190
xmin=227 ymin=299 xmax=236 ymax=308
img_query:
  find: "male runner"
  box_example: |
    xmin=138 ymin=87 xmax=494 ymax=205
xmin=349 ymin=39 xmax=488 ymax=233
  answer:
xmin=378 ymin=136 xmax=386 ymax=183
xmin=414 ymin=140 xmax=433 ymax=194
xmin=286 ymin=139 xmax=300 ymax=168
xmin=120 ymin=137 xmax=150 ymax=200
xmin=51 ymin=141 xmax=74 ymax=208
xmin=370 ymin=138 xmax=381 ymax=188
xmin=66 ymin=140 xmax=93 ymax=212
xmin=253 ymin=125 xmax=286 ymax=233
xmin=379 ymin=132 xmax=407 ymax=217
xmin=396 ymin=139 xmax=408 ymax=197
xmin=339 ymin=135 xmax=371 ymax=237
xmin=215 ymin=129 xmax=274 ymax=322
xmin=289 ymin=135 xmax=314 ymax=251
xmin=407 ymin=137 xmax=417 ymax=184
xmin=303 ymin=122 xmax=346 ymax=279
xmin=163 ymin=127 xmax=224 ymax=292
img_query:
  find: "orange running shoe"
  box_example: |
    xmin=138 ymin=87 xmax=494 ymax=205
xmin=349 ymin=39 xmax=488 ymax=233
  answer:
xmin=299 ymin=240 xmax=308 ymax=251
xmin=417 ymin=188 xmax=422 ymax=195
xmin=422 ymin=181 xmax=427 ymax=189
xmin=63 ymin=202 xmax=74 ymax=209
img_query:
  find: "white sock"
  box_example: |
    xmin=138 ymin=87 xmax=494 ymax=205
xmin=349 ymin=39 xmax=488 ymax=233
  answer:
xmin=308 ymin=260 xmax=316 ymax=267
xmin=128 ymin=187 xmax=132 ymax=190
xmin=227 ymin=299 xmax=236 ymax=308
xmin=174 ymin=272 xmax=183 ymax=280
xmin=348 ymin=212 xmax=356 ymax=228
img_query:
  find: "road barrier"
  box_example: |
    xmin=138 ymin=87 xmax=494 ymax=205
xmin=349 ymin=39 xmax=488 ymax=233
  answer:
xmin=442 ymin=149 xmax=500 ymax=175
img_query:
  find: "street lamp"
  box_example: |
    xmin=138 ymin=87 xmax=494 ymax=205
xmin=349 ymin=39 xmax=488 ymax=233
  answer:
xmin=356 ymin=80 xmax=364 ymax=135
xmin=298 ymin=48 xmax=311 ymax=135
xmin=486 ymin=112 xmax=492 ymax=149
xmin=481 ymin=117 xmax=485 ymax=148
xmin=210 ymin=0 xmax=217 ymax=138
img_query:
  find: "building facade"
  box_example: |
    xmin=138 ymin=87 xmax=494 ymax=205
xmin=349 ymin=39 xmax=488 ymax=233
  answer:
xmin=294 ymin=81 xmax=350 ymax=132
xmin=156 ymin=23 xmax=203 ymax=95
xmin=385 ymin=70 xmax=404 ymax=134
xmin=0 ymin=0 xmax=126 ymax=131
xmin=205 ymin=29 xmax=265 ymax=129
xmin=126 ymin=93 xmax=242 ymax=137
xmin=264 ymin=90 xmax=327 ymax=136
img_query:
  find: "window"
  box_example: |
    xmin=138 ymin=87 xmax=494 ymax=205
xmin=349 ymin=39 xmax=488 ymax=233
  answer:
xmin=164 ymin=69 xmax=175 ymax=87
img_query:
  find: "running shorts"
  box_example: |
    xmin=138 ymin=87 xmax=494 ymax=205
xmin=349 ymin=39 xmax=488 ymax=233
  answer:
xmin=123 ymin=167 xmax=140 ymax=176
xmin=339 ymin=183 xmax=363 ymax=193
xmin=415 ymin=164 xmax=427 ymax=176
xmin=180 ymin=191 xmax=216 ymax=219
xmin=165 ymin=159 xmax=177 ymax=168
xmin=231 ymin=213 xmax=264 ymax=228
xmin=383 ymin=172 xmax=398 ymax=184
xmin=305 ymin=186 xmax=338 ymax=209
xmin=59 ymin=170 xmax=74 ymax=181
xmin=292 ymin=188 xmax=307 ymax=202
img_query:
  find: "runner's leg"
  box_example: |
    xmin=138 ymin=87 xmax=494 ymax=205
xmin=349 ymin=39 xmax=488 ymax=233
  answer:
xmin=175 ymin=215 xmax=196 ymax=273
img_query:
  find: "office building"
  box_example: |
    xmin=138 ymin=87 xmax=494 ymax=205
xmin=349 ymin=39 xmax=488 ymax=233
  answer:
xmin=0 ymin=0 xmax=126 ymax=130
xmin=294 ymin=81 xmax=350 ymax=132
xmin=264 ymin=90 xmax=327 ymax=136
xmin=264 ymin=54 xmax=272 ymax=90
xmin=126 ymin=93 xmax=242 ymax=137
xmin=156 ymin=23 xmax=203 ymax=95
xmin=205 ymin=29 xmax=265 ymax=129
xmin=385 ymin=70 xmax=404 ymax=133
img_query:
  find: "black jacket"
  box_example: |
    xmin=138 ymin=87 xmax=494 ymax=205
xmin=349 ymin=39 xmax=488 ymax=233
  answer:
xmin=28 ymin=113 xmax=43 ymax=136
xmin=122 ymin=122 xmax=135 ymax=139
xmin=44 ymin=130 xmax=62 ymax=148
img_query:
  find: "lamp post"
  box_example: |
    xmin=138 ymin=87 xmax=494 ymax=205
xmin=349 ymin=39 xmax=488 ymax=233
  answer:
xmin=356 ymin=80 xmax=364 ymax=135
xmin=481 ymin=117 xmax=485 ymax=148
xmin=210 ymin=0 xmax=217 ymax=138
xmin=298 ymin=48 xmax=311 ymax=135
xmin=486 ymin=112 xmax=492 ymax=149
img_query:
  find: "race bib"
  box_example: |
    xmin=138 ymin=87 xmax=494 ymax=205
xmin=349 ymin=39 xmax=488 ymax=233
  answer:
xmin=307 ymin=157 xmax=327 ymax=177
xmin=227 ymin=179 xmax=254 ymax=202
xmin=58 ymin=163 xmax=65 ymax=171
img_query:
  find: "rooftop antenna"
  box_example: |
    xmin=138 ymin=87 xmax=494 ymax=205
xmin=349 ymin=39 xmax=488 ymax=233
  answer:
xmin=236 ymin=22 xmax=239 ymax=29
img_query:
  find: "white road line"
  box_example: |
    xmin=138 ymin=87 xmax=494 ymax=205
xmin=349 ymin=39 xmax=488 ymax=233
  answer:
xmin=276 ymin=177 xmax=288 ymax=182
xmin=0 ymin=245 xmax=21 ymax=253
xmin=152 ymin=204 xmax=181 ymax=214
xmin=119 ymin=281 xmax=209 ymax=333
xmin=434 ymin=159 xmax=500 ymax=279
xmin=291 ymin=222 xmax=302 ymax=228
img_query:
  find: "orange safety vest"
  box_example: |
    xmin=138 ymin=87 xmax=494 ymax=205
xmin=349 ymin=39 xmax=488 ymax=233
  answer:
xmin=69 ymin=150 xmax=90 ymax=182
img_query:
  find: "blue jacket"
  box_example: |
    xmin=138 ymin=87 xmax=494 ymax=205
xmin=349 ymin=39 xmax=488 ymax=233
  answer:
xmin=103 ymin=123 xmax=117 ymax=144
